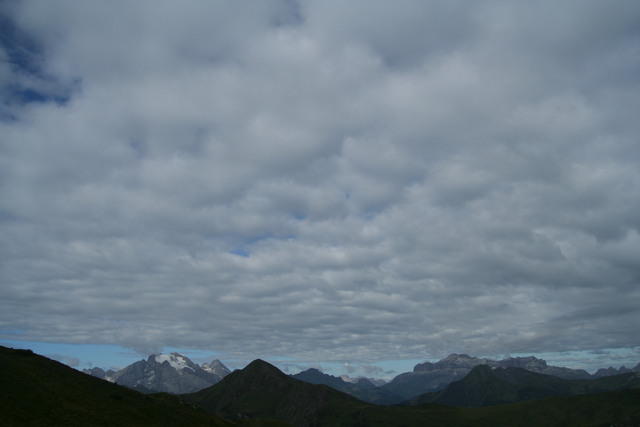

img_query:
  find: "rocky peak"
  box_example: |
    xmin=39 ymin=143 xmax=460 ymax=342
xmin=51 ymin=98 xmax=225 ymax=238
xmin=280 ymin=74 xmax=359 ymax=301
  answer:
xmin=499 ymin=356 xmax=548 ymax=370
xmin=147 ymin=352 xmax=197 ymax=371
xmin=594 ymin=366 xmax=633 ymax=377
xmin=201 ymin=359 xmax=230 ymax=378
xmin=83 ymin=367 xmax=106 ymax=379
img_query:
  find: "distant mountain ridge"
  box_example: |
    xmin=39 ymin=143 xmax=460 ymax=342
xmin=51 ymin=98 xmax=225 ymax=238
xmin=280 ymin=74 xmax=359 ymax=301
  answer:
xmin=84 ymin=352 xmax=230 ymax=394
xmin=291 ymin=368 xmax=401 ymax=404
xmin=594 ymin=363 xmax=640 ymax=377
xmin=411 ymin=364 xmax=640 ymax=407
xmin=341 ymin=374 xmax=387 ymax=387
xmin=183 ymin=356 xmax=640 ymax=426
xmin=380 ymin=353 xmax=609 ymax=401
xmin=85 ymin=351 xmax=640 ymax=402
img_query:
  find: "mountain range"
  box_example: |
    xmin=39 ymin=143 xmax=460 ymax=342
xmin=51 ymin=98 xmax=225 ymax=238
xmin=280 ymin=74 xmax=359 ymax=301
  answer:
xmin=4 ymin=345 xmax=640 ymax=426
xmin=377 ymin=353 xmax=640 ymax=401
xmin=182 ymin=356 xmax=640 ymax=427
xmin=85 ymin=350 xmax=640 ymax=405
xmin=84 ymin=352 xmax=230 ymax=394
xmin=411 ymin=364 xmax=640 ymax=407
xmin=291 ymin=368 xmax=401 ymax=404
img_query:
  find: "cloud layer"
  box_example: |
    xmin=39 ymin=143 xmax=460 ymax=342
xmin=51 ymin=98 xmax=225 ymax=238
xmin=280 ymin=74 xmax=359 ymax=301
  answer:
xmin=1 ymin=0 xmax=639 ymax=363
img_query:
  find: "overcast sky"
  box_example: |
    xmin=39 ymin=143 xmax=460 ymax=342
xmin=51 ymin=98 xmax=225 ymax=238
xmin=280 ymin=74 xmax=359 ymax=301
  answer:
xmin=1 ymin=0 xmax=640 ymax=376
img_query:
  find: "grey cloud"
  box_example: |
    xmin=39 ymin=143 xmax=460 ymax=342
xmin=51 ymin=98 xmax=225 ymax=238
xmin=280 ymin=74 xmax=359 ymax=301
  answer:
xmin=1 ymin=1 xmax=639 ymax=366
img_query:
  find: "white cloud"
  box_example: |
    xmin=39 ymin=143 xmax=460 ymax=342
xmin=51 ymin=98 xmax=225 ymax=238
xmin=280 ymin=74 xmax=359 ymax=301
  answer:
xmin=1 ymin=0 xmax=639 ymax=364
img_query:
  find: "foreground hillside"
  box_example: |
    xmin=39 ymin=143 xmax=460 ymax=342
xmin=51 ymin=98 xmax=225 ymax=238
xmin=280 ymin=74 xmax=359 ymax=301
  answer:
xmin=185 ymin=359 xmax=369 ymax=426
xmin=185 ymin=359 xmax=640 ymax=427
xmin=413 ymin=364 xmax=640 ymax=407
xmin=0 ymin=345 xmax=231 ymax=426
xmin=3 ymin=346 xmax=640 ymax=427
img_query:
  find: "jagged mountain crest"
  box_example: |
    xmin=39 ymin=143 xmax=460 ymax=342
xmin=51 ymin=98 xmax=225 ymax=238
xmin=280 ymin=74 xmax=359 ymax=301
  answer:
xmin=201 ymin=358 xmax=231 ymax=377
xmin=412 ymin=364 xmax=640 ymax=407
xmin=85 ymin=352 xmax=230 ymax=394
xmin=148 ymin=352 xmax=200 ymax=371
xmin=291 ymin=367 xmax=401 ymax=404
xmin=413 ymin=353 xmax=590 ymax=378
xmin=382 ymin=353 xmax=595 ymax=402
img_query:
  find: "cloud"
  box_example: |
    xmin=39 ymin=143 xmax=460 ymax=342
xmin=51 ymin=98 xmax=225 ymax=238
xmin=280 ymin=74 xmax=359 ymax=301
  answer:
xmin=1 ymin=0 xmax=639 ymax=364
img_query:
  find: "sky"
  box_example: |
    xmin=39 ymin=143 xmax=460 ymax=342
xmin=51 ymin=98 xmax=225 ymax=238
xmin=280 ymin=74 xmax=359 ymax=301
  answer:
xmin=1 ymin=0 xmax=640 ymax=378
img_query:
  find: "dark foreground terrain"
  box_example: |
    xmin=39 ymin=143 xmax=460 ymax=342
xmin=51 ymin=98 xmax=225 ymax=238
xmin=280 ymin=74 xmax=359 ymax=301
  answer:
xmin=2 ymin=345 xmax=640 ymax=427
xmin=0 ymin=345 xmax=238 ymax=426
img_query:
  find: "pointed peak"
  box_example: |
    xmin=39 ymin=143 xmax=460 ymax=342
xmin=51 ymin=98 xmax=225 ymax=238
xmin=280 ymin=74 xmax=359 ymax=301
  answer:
xmin=237 ymin=359 xmax=289 ymax=381
xmin=245 ymin=359 xmax=280 ymax=371
xmin=201 ymin=358 xmax=231 ymax=377
xmin=207 ymin=359 xmax=227 ymax=368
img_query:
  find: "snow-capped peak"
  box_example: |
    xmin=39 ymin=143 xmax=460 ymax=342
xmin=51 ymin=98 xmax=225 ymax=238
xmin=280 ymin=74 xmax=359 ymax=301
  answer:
xmin=201 ymin=359 xmax=230 ymax=377
xmin=154 ymin=353 xmax=193 ymax=371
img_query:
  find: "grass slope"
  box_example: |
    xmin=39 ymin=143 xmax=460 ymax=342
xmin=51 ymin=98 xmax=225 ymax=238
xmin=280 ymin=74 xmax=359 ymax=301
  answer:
xmin=0 ymin=346 xmax=231 ymax=427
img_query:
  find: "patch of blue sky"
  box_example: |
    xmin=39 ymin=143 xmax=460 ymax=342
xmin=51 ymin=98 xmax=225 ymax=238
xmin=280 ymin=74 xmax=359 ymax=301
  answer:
xmin=229 ymin=247 xmax=251 ymax=257
xmin=1 ymin=13 xmax=78 ymax=110
xmin=6 ymin=84 xmax=73 ymax=106
xmin=0 ymin=339 xmax=139 ymax=370
xmin=228 ymin=234 xmax=296 ymax=257
xmin=0 ymin=14 xmax=43 ymax=76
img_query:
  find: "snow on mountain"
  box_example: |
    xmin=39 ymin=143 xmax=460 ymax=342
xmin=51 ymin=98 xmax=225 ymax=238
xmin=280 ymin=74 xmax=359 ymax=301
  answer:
xmin=83 ymin=352 xmax=231 ymax=394
xmin=154 ymin=353 xmax=193 ymax=371
xmin=201 ymin=359 xmax=231 ymax=378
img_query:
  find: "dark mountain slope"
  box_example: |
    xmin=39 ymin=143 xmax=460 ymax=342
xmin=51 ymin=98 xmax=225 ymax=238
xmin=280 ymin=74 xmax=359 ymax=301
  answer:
xmin=184 ymin=358 xmax=640 ymax=427
xmin=454 ymin=389 xmax=640 ymax=427
xmin=185 ymin=359 xmax=372 ymax=427
xmin=413 ymin=364 xmax=640 ymax=407
xmin=291 ymin=368 xmax=401 ymax=404
xmin=0 ymin=345 xmax=231 ymax=427
xmin=382 ymin=353 xmax=593 ymax=402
